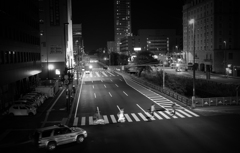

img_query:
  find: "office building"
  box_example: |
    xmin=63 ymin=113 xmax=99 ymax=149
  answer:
xmin=39 ymin=0 xmax=73 ymax=79
xmin=114 ymin=0 xmax=132 ymax=53
xmin=0 ymin=0 xmax=41 ymax=109
xmin=183 ymin=0 xmax=240 ymax=76
xmin=73 ymin=24 xmax=84 ymax=64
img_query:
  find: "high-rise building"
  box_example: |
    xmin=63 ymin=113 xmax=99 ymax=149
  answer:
xmin=73 ymin=24 xmax=83 ymax=63
xmin=0 ymin=0 xmax=41 ymax=109
xmin=39 ymin=0 xmax=73 ymax=79
xmin=114 ymin=0 xmax=132 ymax=53
xmin=183 ymin=0 xmax=240 ymax=76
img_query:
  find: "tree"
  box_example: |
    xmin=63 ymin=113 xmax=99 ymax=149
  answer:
xmin=118 ymin=54 xmax=129 ymax=65
xmin=134 ymin=51 xmax=159 ymax=77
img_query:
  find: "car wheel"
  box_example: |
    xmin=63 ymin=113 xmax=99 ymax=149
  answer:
xmin=29 ymin=112 xmax=34 ymax=116
xmin=9 ymin=113 xmax=14 ymax=116
xmin=76 ymin=135 xmax=84 ymax=143
xmin=47 ymin=141 xmax=56 ymax=151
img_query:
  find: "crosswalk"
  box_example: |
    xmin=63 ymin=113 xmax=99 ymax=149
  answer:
xmin=84 ymin=71 xmax=119 ymax=78
xmin=122 ymin=76 xmax=186 ymax=112
xmin=73 ymin=109 xmax=199 ymax=126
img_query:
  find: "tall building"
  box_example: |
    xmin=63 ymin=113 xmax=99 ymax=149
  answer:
xmin=39 ymin=0 xmax=73 ymax=79
xmin=183 ymin=0 xmax=240 ymax=76
xmin=114 ymin=0 xmax=132 ymax=53
xmin=73 ymin=24 xmax=84 ymax=64
xmin=0 ymin=0 xmax=41 ymax=109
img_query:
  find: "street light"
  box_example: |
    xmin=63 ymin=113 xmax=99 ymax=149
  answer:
xmin=189 ymin=19 xmax=196 ymax=109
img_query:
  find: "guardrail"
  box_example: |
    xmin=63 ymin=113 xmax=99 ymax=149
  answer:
xmin=121 ymin=71 xmax=240 ymax=107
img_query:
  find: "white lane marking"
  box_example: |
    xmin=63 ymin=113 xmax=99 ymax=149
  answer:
xmin=120 ymin=79 xmax=123 ymax=81
xmin=104 ymin=85 xmax=106 ymax=88
xmin=42 ymin=89 xmax=65 ymax=128
xmin=94 ymin=93 xmax=96 ymax=98
xmin=89 ymin=116 xmax=93 ymax=125
xmin=123 ymin=91 xmax=128 ymax=96
xmin=102 ymin=72 xmax=108 ymax=77
xmin=176 ymin=112 xmax=185 ymax=118
xmin=110 ymin=79 xmax=113 ymax=82
xmin=145 ymin=112 xmax=156 ymax=120
xmin=131 ymin=113 xmax=140 ymax=122
xmin=96 ymin=72 xmax=100 ymax=77
xmin=153 ymin=112 xmax=163 ymax=120
xmin=166 ymin=111 xmax=178 ymax=119
xmin=81 ymin=117 xmax=86 ymax=126
xmin=178 ymin=110 xmax=192 ymax=117
xmin=138 ymin=113 xmax=148 ymax=121
xmin=117 ymin=105 xmax=121 ymax=111
xmin=115 ymin=84 xmax=119 ymax=87
xmin=110 ymin=115 xmax=117 ymax=123
xmin=158 ymin=111 xmax=171 ymax=119
xmin=109 ymin=92 xmax=112 ymax=97
xmin=93 ymin=85 xmax=94 ymax=89
xmin=103 ymin=115 xmax=109 ymax=124
xmin=74 ymin=73 xmax=85 ymax=118
xmin=124 ymin=114 xmax=133 ymax=122
xmin=136 ymin=104 xmax=153 ymax=118
xmin=184 ymin=109 xmax=200 ymax=117
xmin=107 ymin=71 xmax=115 ymax=76
xmin=73 ymin=117 xmax=78 ymax=126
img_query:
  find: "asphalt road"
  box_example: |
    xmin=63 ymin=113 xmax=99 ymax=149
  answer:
xmin=1 ymin=65 xmax=240 ymax=153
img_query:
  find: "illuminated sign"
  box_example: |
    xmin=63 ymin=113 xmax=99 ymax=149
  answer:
xmin=134 ymin=47 xmax=141 ymax=51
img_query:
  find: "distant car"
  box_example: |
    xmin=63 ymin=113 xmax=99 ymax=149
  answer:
xmin=30 ymin=124 xmax=87 ymax=151
xmin=85 ymin=70 xmax=90 ymax=74
xmin=8 ymin=104 xmax=37 ymax=116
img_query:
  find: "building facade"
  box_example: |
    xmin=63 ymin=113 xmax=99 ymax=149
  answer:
xmin=39 ymin=0 xmax=73 ymax=80
xmin=114 ymin=0 xmax=132 ymax=53
xmin=0 ymin=0 xmax=41 ymax=110
xmin=73 ymin=24 xmax=83 ymax=65
xmin=183 ymin=0 xmax=240 ymax=75
xmin=107 ymin=41 xmax=115 ymax=53
xmin=120 ymin=29 xmax=179 ymax=59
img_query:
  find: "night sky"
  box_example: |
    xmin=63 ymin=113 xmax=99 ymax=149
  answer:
xmin=72 ymin=0 xmax=184 ymax=52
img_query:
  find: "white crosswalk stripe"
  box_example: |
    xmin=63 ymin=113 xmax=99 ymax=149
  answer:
xmin=110 ymin=115 xmax=117 ymax=123
xmin=89 ymin=116 xmax=93 ymax=125
xmin=74 ymin=109 xmax=200 ymax=126
xmin=138 ymin=113 xmax=148 ymax=121
xmin=103 ymin=115 xmax=109 ymax=123
xmin=131 ymin=113 xmax=140 ymax=122
xmin=158 ymin=111 xmax=171 ymax=119
xmin=124 ymin=114 xmax=133 ymax=122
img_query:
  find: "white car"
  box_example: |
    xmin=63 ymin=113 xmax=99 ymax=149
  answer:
xmin=85 ymin=70 xmax=90 ymax=74
xmin=8 ymin=104 xmax=37 ymax=116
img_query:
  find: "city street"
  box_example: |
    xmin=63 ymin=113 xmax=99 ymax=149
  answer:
xmin=0 ymin=66 xmax=240 ymax=153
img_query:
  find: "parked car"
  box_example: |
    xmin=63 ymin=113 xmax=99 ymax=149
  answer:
xmin=13 ymin=100 xmax=38 ymax=109
xmin=25 ymin=93 xmax=45 ymax=104
xmin=8 ymin=104 xmax=37 ymax=116
xmin=30 ymin=124 xmax=87 ymax=151
xmin=31 ymin=91 xmax=49 ymax=99
xmin=20 ymin=95 xmax=41 ymax=107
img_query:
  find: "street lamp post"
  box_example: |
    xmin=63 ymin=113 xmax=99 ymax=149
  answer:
xmin=189 ymin=19 xmax=196 ymax=109
xmin=223 ymin=40 xmax=227 ymax=76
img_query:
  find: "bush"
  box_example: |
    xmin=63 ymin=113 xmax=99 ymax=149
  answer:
xmin=138 ymin=71 xmax=236 ymax=98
